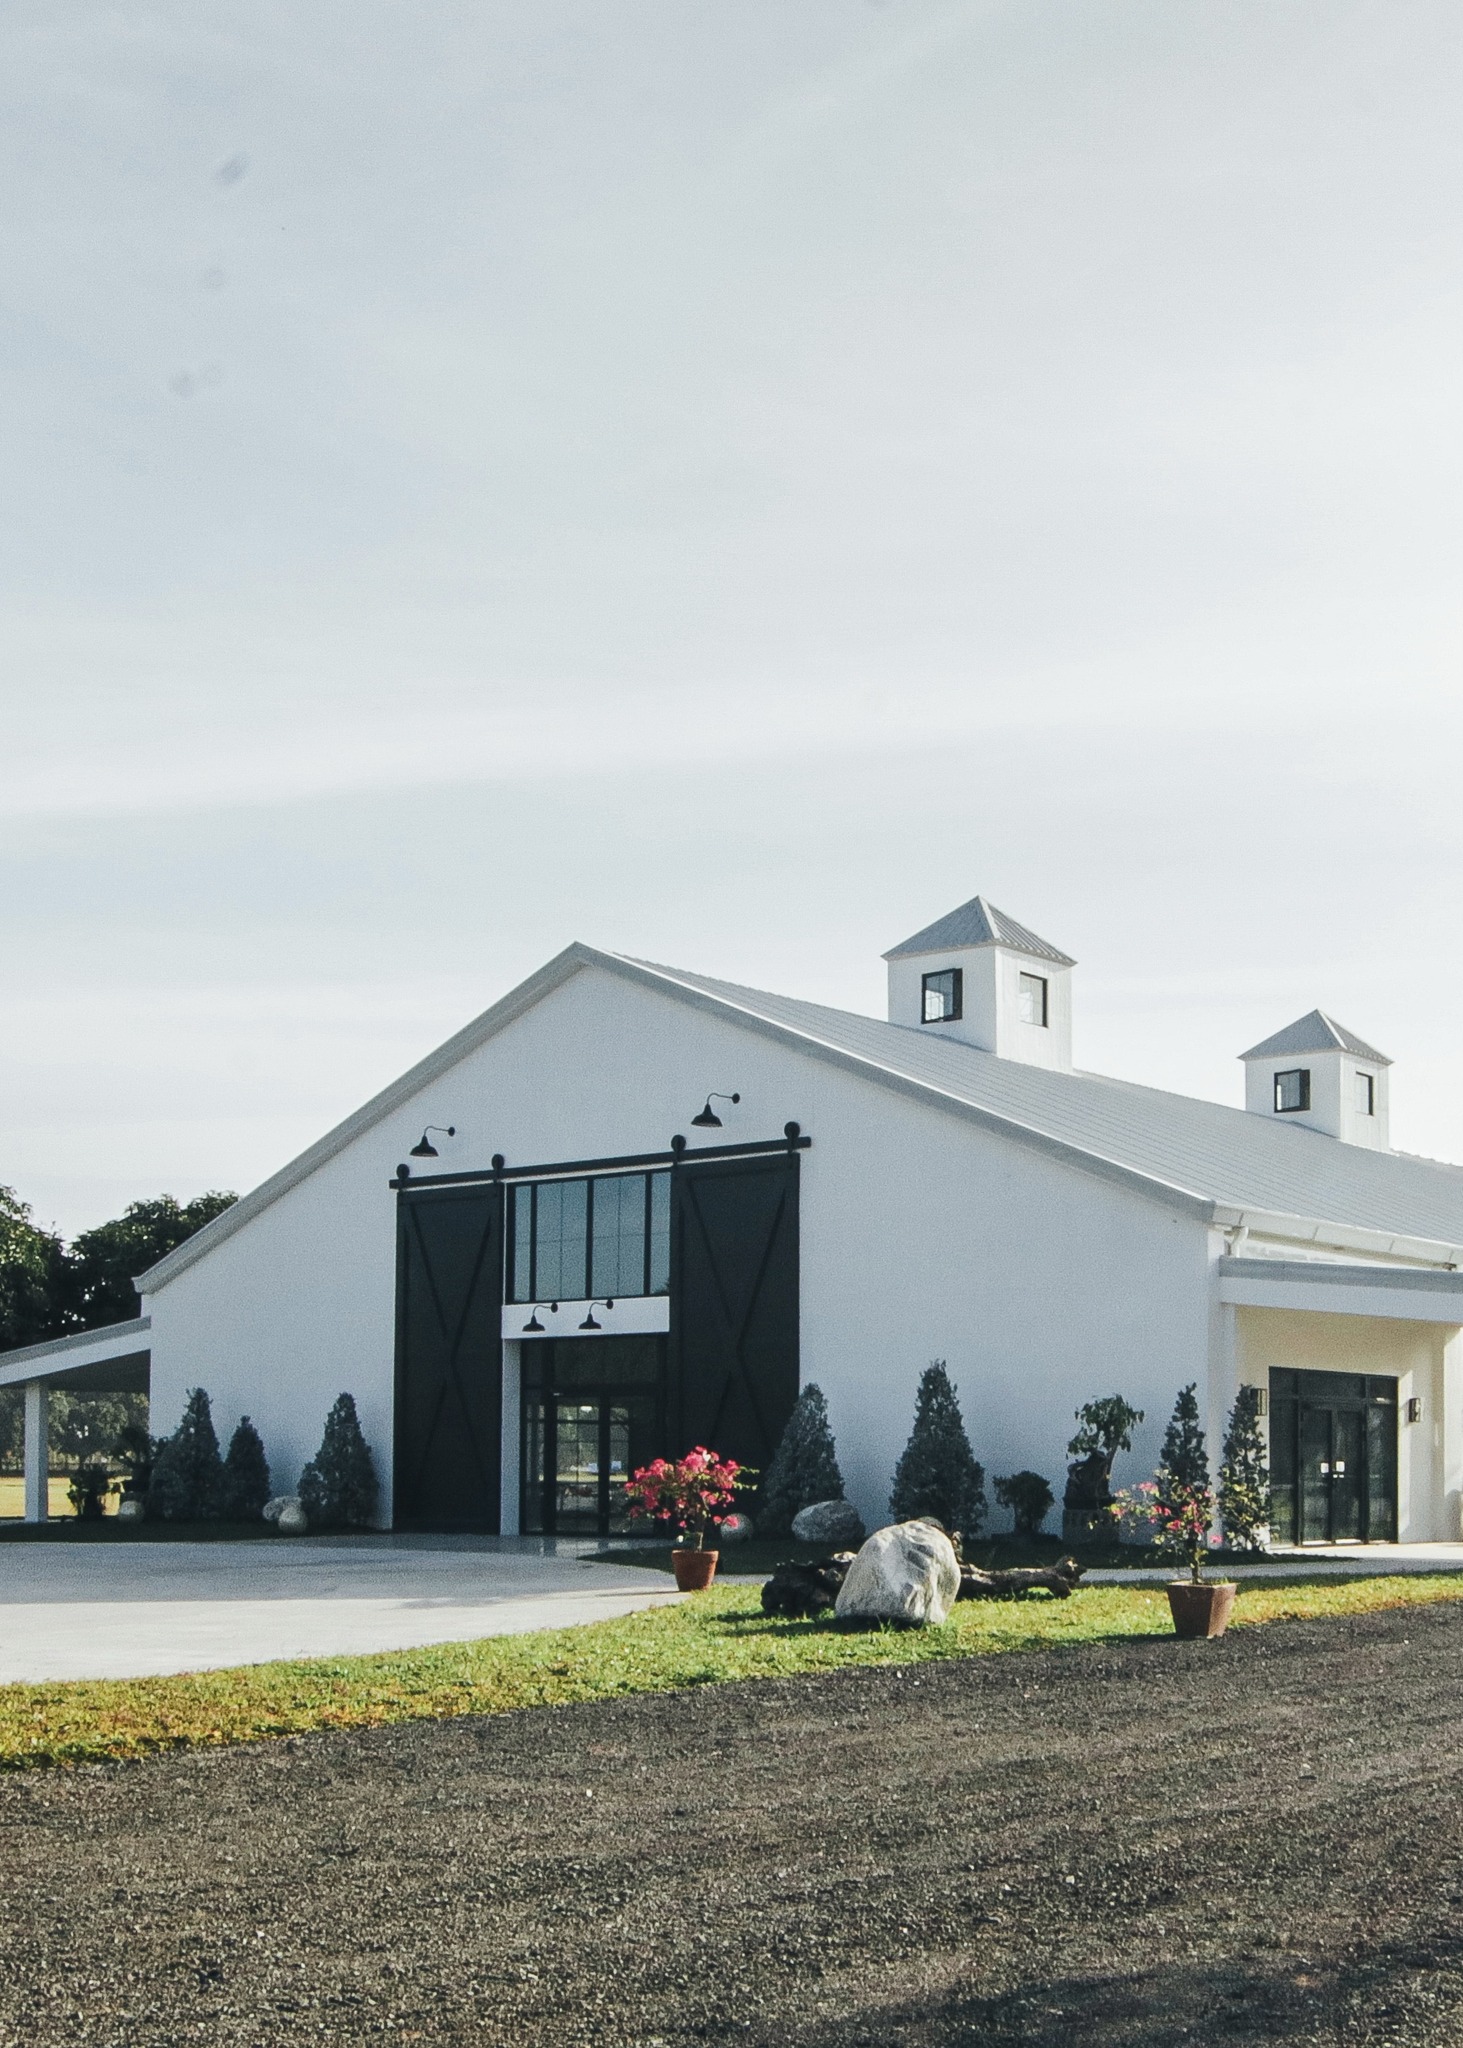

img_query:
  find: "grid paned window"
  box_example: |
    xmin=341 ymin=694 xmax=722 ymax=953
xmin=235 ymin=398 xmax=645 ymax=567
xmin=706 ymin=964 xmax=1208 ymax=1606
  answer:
xmin=1018 ymin=972 xmax=1048 ymax=1027
xmin=1355 ymin=1071 xmax=1375 ymax=1116
xmin=921 ymin=968 xmax=962 ymax=1023
xmin=1274 ymin=1067 xmax=1311 ymax=1113
xmin=510 ymin=1170 xmax=672 ymax=1302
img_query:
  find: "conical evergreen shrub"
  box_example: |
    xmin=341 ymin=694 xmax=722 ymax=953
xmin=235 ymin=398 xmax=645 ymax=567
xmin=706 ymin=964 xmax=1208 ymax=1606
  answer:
xmin=221 ymin=1415 xmax=272 ymax=1521
xmin=1157 ymin=1382 xmax=1210 ymax=1493
xmin=889 ymin=1361 xmax=986 ymax=1536
xmin=757 ymin=1384 xmax=845 ymax=1535
xmin=298 ymin=1393 xmax=379 ymax=1530
xmin=1218 ymin=1386 xmax=1270 ymax=1552
xmin=148 ymin=1388 xmax=226 ymax=1521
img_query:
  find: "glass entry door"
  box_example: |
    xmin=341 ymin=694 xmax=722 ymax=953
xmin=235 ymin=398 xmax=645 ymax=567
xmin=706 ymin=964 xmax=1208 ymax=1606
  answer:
xmin=1270 ymin=1370 xmax=1397 ymax=1544
xmin=521 ymin=1337 xmax=666 ymax=1537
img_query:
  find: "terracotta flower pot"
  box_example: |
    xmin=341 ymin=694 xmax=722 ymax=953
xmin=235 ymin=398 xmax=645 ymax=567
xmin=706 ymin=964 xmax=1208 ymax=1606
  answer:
xmin=1167 ymin=1580 xmax=1237 ymax=1640
xmin=672 ymin=1548 xmax=718 ymax=1592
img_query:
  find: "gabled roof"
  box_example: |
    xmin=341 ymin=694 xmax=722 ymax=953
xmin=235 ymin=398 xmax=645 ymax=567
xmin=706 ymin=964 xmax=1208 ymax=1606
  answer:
xmin=135 ymin=943 xmax=1463 ymax=1295
xmin=1241 ymin=1009 xmax=1391 ymax=1066
xmin=883 ymin=894 xmax=1075 ymax=966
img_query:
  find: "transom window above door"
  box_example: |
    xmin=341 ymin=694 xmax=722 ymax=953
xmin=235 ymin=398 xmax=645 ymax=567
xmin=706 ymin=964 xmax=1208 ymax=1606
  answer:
xmin=509 ymin=1171 xmax=671 ymax=1303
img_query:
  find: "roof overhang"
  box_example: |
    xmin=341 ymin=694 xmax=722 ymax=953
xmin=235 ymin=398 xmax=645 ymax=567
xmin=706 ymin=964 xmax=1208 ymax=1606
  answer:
xmin=0 ymin=1317 xmax=152 ymax=1392
xmin=1218 ymin=1258 xmax=1463 ymax=1325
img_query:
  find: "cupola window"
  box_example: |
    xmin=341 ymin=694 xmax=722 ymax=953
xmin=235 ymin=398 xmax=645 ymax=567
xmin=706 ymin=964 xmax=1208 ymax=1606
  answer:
xmin=1018 ymin=971 xmax=1048 ymax=1028
xmin=1274 ymin=1068 xmax=1311 ymax=1113
xmin=921 ymin=968 xmax=962 ymax=1024
xmin=1355 ymin=1071 xmax=1375 ymax=1116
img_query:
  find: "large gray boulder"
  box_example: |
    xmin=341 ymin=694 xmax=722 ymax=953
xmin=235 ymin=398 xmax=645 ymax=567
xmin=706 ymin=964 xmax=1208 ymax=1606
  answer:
xmin=791 ymin=1498 xmax=865 ymax=1548
xmin=834 ymin=1519 xmax=961 ymax=1628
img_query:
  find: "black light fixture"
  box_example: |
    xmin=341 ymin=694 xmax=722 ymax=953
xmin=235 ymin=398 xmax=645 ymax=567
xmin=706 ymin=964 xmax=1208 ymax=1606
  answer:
xmin=410 ymin=1125 xmax=456 ymax=1159
xmin=691 ymin=1092 xmax=740 ymax=1129
xmin=578 ymin=1298 xmax=614 ymax=1330
xmin=522 ymin=1302 xmax=559 ymax=1333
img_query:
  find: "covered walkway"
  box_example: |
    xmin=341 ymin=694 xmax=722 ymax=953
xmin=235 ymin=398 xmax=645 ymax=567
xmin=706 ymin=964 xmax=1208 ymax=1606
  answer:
xmin=0 ymin=1317 xmax=150 ymax=1522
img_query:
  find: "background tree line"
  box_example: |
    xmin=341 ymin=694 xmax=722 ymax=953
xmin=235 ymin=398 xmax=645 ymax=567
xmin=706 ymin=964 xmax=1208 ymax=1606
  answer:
xmin=0 ymin=1186 xmax=235 ymax=1475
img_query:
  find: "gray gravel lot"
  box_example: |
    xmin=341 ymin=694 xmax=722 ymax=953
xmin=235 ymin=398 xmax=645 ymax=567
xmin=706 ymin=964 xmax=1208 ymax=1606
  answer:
xmin=2 ymin=1601 xmax=1463 ymax=2046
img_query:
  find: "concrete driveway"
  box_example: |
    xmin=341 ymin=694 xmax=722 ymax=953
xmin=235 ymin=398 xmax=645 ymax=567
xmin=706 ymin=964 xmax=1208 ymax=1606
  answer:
xmin=0 ymin=1536 xmax=682 ymax=1683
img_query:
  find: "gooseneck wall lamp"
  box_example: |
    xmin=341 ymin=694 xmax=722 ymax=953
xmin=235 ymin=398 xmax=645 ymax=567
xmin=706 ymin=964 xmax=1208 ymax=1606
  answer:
xmin=691 ymin=1092 xmax=740 ymax=1129
xmin=522 ymin=1302 xmax=559 ymax=1333
xmin=409 ymin=1125 xmax=456 ymax=1159
xmin=578 ymin=1299 xmax=615 ymax=1331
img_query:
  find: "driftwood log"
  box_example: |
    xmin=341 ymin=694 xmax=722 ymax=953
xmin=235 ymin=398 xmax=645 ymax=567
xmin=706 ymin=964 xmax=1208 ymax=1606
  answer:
xmin=761 ymin=1548 xmax=1086 ymax=1618
xmin=957 ymin=1556 xmax=1086 ymax=1601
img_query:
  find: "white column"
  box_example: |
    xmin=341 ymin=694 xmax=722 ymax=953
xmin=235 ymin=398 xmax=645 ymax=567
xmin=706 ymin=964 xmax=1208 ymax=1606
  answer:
xmin=22 ymin=1381 xmax=49 ymax=1524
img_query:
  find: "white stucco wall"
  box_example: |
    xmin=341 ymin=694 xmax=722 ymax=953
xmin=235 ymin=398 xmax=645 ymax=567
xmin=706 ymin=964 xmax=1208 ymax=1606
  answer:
xmin=144 ymin=960 xmax=1217 ymax=1531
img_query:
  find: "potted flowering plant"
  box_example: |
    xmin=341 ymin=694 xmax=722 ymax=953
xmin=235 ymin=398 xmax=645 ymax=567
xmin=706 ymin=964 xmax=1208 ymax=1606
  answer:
xmin=624 ymin=1447 xmax=746 ymax=1591
xmin=1110 ymin=1384 xmax=1237 ymax=1639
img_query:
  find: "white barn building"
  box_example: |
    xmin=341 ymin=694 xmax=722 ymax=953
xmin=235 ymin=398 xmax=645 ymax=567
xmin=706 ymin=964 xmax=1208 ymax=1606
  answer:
xmin=7 ymin=892 xmax=1463 ymax=1545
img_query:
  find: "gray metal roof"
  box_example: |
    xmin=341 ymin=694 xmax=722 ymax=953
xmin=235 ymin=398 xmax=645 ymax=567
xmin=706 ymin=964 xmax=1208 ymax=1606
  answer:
xmin=132 ymin=942 xmax=1463 ymax=1295
xmin=630 ymin=960 xmax=1463 ymax=1249
xmin=1240 ymin=1009 xmax=1391 ymax=1065
xmin=883 ymin=894 xmax=1075 ymax=966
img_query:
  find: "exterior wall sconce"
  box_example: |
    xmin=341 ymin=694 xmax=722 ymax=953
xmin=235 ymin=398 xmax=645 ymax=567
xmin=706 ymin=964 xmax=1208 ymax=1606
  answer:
xmin=523 ymin=1303 xmax=558 ymax=1333
xmin=691 ymin=1092 xmax=740 ymax=1129
xmin=578 ymin=1299 xmax=614 ymax=1330
xmin=410 ymin=1125 xmax=456 ymax=1158
xmin=1406 ymin=1396 xmax=1423 ymax=1424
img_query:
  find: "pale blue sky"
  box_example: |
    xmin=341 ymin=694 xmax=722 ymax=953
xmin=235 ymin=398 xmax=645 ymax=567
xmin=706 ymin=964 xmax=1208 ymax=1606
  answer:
xmin=5 ymin=1 xmax=1463 ymax=1235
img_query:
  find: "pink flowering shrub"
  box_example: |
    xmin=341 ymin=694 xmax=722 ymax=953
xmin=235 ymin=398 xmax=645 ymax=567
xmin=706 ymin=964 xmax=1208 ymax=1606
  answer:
xmin=1110 ymin=1479 xmax=1219 ymax=1583
xmin=624 ymin=1448 xmax=746 ymax=1550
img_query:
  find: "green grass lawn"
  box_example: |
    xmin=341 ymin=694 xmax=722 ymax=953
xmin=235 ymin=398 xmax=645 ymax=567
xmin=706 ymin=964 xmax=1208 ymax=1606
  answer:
xmin=5 ymin=1572 xmax=1463 ymax=1773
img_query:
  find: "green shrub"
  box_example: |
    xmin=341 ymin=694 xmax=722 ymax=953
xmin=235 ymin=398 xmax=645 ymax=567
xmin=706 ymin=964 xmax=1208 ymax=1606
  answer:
xmin=299 ymin=1393 xmax=379 ymax=1530
xmin=1219 ymin=1386 xmax=1270 ymax=1552
xmin=889 ymin=1361 xmax=986 ymax=1536
xmin=221 ymin=1416 xmax=271 ymax=1521
xmin=148 ymin=1389 xmax=226 ymax=1521
xmin=994 ymin=1470 xmax=1054 ymax=1536
xmin=757 ymin=1384 xmax=845 ymax=1535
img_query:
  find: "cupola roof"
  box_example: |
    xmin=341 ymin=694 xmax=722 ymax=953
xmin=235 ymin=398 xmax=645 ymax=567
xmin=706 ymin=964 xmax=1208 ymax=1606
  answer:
xmin=883 ymin=893 xmax=1075 ymax=966
xmin=1240 ymin=1009 xmax=1391 ymax=1066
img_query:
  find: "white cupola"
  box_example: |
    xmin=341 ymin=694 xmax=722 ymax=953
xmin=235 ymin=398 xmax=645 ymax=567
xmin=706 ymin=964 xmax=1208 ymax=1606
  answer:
xmin=1240 ymin=1010 xmax=1392 ymax=1149
xmin=883 ymin=894 xmax=1075 ymax=1071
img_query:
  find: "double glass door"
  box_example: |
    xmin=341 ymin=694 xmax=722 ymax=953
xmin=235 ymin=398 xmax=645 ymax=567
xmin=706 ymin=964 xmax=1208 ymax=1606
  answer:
xmin=1270 ymin=1370 xmax=1397 ymax=1545
xmin=521 ymin=1336 xmax=666 ymax=1537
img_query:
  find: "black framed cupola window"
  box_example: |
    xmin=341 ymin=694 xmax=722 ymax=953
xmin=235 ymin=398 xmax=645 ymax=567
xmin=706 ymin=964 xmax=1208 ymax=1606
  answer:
xmin=922 ymin=968 xmax=962 ymax=1023
xmin=509 ymin=1171 xmax=671 ymax=1304
xmin=1274 ymin=1068 xmax=1311 ymax=1113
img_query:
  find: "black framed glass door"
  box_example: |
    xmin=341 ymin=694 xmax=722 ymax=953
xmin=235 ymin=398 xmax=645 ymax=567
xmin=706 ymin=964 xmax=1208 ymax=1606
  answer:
xmin=521 ymin=1336 xmax=666 ymax=1536
xmin=1269 ymin=1370 xmax=1397 ymax=1544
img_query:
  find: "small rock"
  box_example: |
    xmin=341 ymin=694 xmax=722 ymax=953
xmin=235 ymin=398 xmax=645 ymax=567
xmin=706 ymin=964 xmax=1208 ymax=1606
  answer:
xmin=718 ymin=1513 xmax=754 ymax=1544
xmin=834 ymin=1519 xmax=961 ymax=1628
xmin=116 ymin=1498 xmax=144 ymax=1523
xmin=791 ymin=1499 xmax=865 ymax=1547
xmin=265 ymin=1496 xmax=308 ymax=1534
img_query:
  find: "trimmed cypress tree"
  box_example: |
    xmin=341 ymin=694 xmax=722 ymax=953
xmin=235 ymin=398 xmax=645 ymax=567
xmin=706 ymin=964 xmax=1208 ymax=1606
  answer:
xmin=298 ymin=1393 xmax=379 ymax=1530
xmin=889 ymin=1361 xmax=986 ymax=1536
xmin=1218 ymin=1386 xmax=1270 ymax=1553
xmin=221 ymin=1415 xmax=272 ymax=1522
xmin=757 ymin=1384 xmax=845 ymax=1535
xmin=148 ymin=1388 xmax=226 ymax=1521
xmin=1158 ymin=1382 xmax=1210 ymax=1494
xmin=994 ymin=1470 xmax=1054 ymax=1537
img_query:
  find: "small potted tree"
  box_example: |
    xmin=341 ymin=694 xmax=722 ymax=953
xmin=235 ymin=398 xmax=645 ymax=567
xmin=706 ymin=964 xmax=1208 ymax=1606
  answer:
xmin=1113 ymin=1384 xmax=1236 ymax=1638
xmin=624 ymin=1447 xmax=746 ymax=1590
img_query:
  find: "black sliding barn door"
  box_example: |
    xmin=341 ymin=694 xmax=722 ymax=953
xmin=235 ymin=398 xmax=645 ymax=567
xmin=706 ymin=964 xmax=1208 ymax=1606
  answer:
xmin=669 ymin=1151 xmax=799 ymax=1473
xmin=394 ymin=1184 xmax=504 ymax=1531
